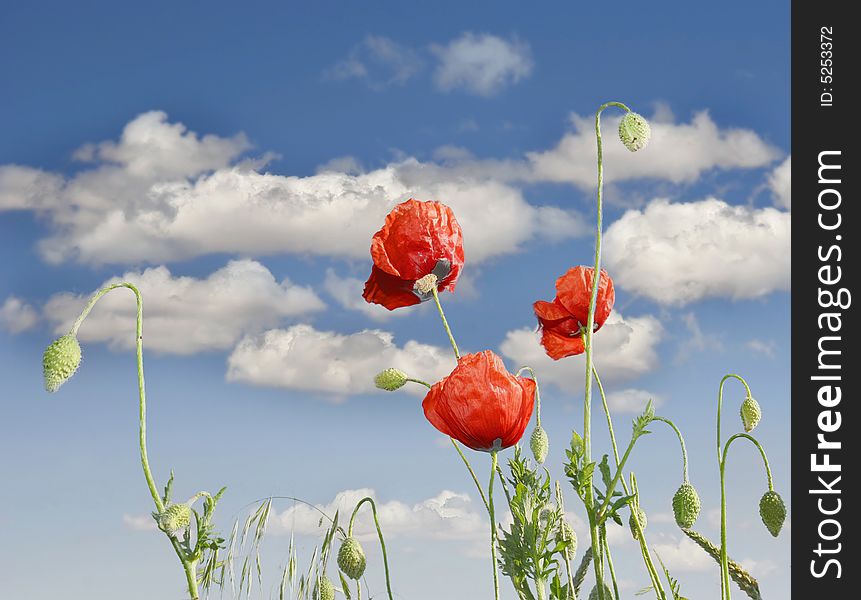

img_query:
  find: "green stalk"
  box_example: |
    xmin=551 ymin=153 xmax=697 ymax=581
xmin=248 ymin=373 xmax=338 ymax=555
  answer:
xmin=347 ymin=497 xmax=395 ymax=600
xmin=489 ymin=450 xmax=501 ymax=600
xmin=582 ymin=101 xmax=630 ymax=600
xmin=431 ymin=285 xmax=460 ymax=360
xmin=600 ymin=526 xmax=620 ymax=600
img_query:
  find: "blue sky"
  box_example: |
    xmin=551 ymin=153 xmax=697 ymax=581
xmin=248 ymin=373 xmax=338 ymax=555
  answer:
xmin=0 ymin=2 xmax=789 ymax=598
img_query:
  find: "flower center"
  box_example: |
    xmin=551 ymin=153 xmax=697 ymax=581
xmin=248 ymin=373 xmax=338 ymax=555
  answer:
xmin=414 ymin=273 xmax=439 ymax=295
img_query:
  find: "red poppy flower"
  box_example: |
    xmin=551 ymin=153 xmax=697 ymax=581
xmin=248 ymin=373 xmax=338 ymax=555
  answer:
xmin=422 ymin=350 xmax=536 ymax=452
xmin=363 ymin=199 xmax=465 ymax=310
xmin=533 ymin=266 xmax=615 ymax=360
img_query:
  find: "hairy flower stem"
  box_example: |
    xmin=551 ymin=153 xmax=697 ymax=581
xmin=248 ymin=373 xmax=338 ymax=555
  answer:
xmin=431 ymin=286 xmax=460 ymax=360
xmin=72 ymin=283 xmax=200 ymax=599
xmin=630 ymin=474 xmax=666 ymax=600
xmin=652 ymin=417 xmax=690 ymax=482
xmin=555 ymin=481 xmax=576 ymax=599
xmin=583 ymin=101 xmax=630 ymax=600
xmin=720 ymin=433 xmax=774 ymax=600
xmin=600 ymin=526 xmax=620 ymax=600
xmin=347 ymin=497 xmax=395 ymax=600
xmin=489 ymin=450 xmax=501 ymax=600
xmin=715 ymin=374 xmax=753 ymax=600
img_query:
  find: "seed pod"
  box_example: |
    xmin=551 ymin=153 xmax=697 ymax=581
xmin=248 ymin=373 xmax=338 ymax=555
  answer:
xmin=530 ymin=426 xmax=549 ymax=464
xmin=588 ymin=581 xmax=613 ymax=600
xmin=759 ymin=490 xmax=787 ymax=537
xmin=313 ymin=576 xmax=335 ymax=600
xmin=672 ymin=482 xmax=701 ymax=530
xmin=374 ymin=368 xmax=408 ymax=391
xmin=337 ymin=536 xmax=367 ymax=580
xmin=556 ymin=520 xmax=577 ymax=561
xmin=629 ymin=507 xmax=648 ymax=540
xmin=740 ymin=396 xmax=762 ymax=432
xmin=156 ymin=503 xmax=192 ymax=534
xmin=618 ymin=112 xmax=651 ymax=152
xmin=43 ymin=334 xmax=82 ymax=393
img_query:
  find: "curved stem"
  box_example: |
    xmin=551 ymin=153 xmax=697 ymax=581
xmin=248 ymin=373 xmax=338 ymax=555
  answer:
xmin=719 ymin=433 xmax=773 ymax=600
xmin=653 ymin=416 xmax=690 ymax=482
xmin=629 ymin=474 xmax=666 ymax=600
xmin=516 ymin=366 xmax=541 ymax=427
xmin=716 ymin=374 xmax=752 ymax=464
xmin=593 ymin=365 xmax=630 ymax=496
xmin=405 ymin=377 xmax=432 ymax=389
xmin=488 ymin=451 xmax=500 ymax=600
xmin=430 ymin=286 xmax=460 ymax=360
xmin=451 ymin=438 xmax=490 ymax=512
xmin=347 ymin=497 xmax=395 ymax=600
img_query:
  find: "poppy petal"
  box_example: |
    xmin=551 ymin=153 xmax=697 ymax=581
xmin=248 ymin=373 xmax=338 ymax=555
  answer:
xmin=540 ymin=328 xmax=586 ymax=360
xmin=362 ymin=266 xmax=421 ymax=310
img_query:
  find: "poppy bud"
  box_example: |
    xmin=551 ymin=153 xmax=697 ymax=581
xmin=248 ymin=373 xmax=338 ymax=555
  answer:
xmin=556 ymin=520 xmax=577 ymax=560
xmin=629 ymin=507 xmax=648 ymax=540
xmin=337 ymin=536 xmax=366 ymax=580
xmin=374 ymin=368 xmax=408 ymax=391
xmin=530 ymin=426 xmax=549 ymax=464
xmin=618 ymin=112 xmax=651 ymax=152
xmin=759 ymin=490 xmax=787 ymax=537
xmin=43 ymin=334 xmax=82 ymax=393
xmin=313 ymin=576 xmax=335 ymax=600
xmin=156 ymin=503 xmax=192 ymax=534
xmin=740 ymin=396 xmax=762 ymax=432
xmin=589 ymin=581 xmax=613 ymax=600
xmin=672 ymin=482 xmax=701 ymax=530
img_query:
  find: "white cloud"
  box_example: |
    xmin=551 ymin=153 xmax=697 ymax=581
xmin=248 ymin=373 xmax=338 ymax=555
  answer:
xmin=226 ymin=325 xmax=456 ymax=397
xmin=0 ymin=296 xmax=39 ymax=333
xmin=499 ymin=311 xmax=664 ymax=391
xmin=652 ymin=535 xmax=713 ymax=572
xmin=431 ymin=32 xmax=533 ymax=96
xmin=325 ymin=35 xmax=423 ymax=89
xmin=0 ymin=112 xmax=583 ymax=266
xmin=746 ymin=338 xmax=776 ymax=358
xmin=323 ymin=269 xmax=409 ymax=321
xmin=44 ymin=260 xmax=324 ymax=354
xmin=271 ymin=488 xmax=486 ymax=543
xmin=740 ymin=558 xmax=778 ymax=577
xmin=603 ymin=198 xmax=791 ymax=305
xmin=604 ymin=388 xmax=664 ymax=414
xmin=528 ymin=110 xmax=781 ymax=188
xmin=122 ymin=513 xmax=157 ymax=532
xmin=674 ymin=312 xmax=723 ymax=363
xmin=768 ymin=156 xmax=791 ymax=209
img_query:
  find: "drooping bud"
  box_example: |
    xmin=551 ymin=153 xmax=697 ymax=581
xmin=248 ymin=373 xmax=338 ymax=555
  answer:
xmin=629 ymin=507 xmax=648 ymax=540
xmin=672 ymin=482 xmax=701 ymax=530
xmin=588 ymin=581 xmax=613 ymax=600
xmin=337 ymin=536 xmax=367 ymax=580
xmin=740 ymin=396 xmax=762 ymax=432
xmin=43 ymin=334 xmax=82 ymax=393
xmin=156 ymin=503 xmax=192 ymax=534
xmin=556 ymin=520 xmax=577 ymax=561
xmin=374 ymin=368 xmax=408 ymax=391
xmin=530 ymin=426 xmax=549 ymax=464
xmin=759 ymin=491 xmax=787 ymax=537
xmin=313 ymin=576 xmax=335 ymax=600
xmin=618 ymin=112 xmax=651 ymax=152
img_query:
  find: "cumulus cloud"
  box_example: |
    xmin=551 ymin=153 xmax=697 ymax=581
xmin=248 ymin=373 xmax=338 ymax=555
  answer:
xmin=768 ymin=155 xmax=791 ymax=209
xmin=323 ymin=269 xmax=409 ymax=321
xmin=528 ymin=110 xmax=781 ymax=188
xmin=122 ymin=513 xmax=157 ymax=532
xmin=324 ymin=35 xmax=423 ymax=89
xmin=431 ymin=32 xmax=533 ymax=96
xmin=652 ymin=536 xmax=714 ymax=572
xmin=271 ymin=488 xmax=485 ymax=543
xmin=604 ymin=388 xmax=664 ymax=414
xmin=44 ymin=260 xmax=324 ymax=354
xmin=603 ymin=198 xmax=791 ymax=305
xmin=0 ymin=296 xmax=39 ymax=333
xmin=0 ymin=112 xmax=583 ymax=266
xmin=226 ymin=325 xmax=455 ymax=397
xmin=499 ymin=311 xmax=664 ymax=391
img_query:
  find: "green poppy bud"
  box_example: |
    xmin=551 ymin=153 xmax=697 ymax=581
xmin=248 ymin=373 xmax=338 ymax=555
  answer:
xmin=530 ymin=426 xmax=549 ymax=464
xmin=556 ymin=520 xmax=577 ymax=561
xmin=740 ymin=396 xmax=762 ymax=432
xmin=759 ymin=490 xmax=787 ymax=537
xmin=672 ymin=482 xmax=701 ymax=530
xmin=156 ymin=503 xmax=192 ymax=534
xmin=43 ymin=334 xmax=82 ymax=393
xmin=313 ymin=576 xmax=335 ymax=600
xmin=337 ymin=536 xmax=366 ymax=580
xmin=618 ymin=112 xmax=651 ymax=152
xmin=374 ymin=368 xmax=408 ymax=391
xmin=629 ymin=506 xmax=648 ymax=540
xmin=589 ymin=581 xmax=613 ymax=600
